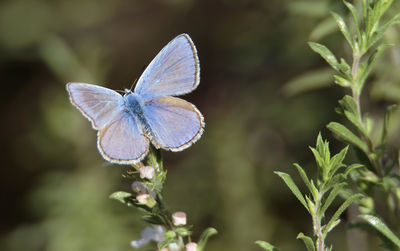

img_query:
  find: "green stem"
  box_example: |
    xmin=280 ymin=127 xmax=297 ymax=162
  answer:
xmin=351 ymin=53 xmax=384 ymax=177
xmin=313 ymin=193 xmax=326 ymax=251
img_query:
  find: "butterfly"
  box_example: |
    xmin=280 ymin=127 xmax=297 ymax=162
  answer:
xmin=66 ymin=34 xmax=204 ymax=165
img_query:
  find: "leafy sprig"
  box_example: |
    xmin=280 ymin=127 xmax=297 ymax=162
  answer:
xmin=307 ymin=0 xmax=400 ymax=248
xmin=110 ymin=146 xmax=217 ymax=250
xmin=257 ymin=134 xmax=362 ymax=251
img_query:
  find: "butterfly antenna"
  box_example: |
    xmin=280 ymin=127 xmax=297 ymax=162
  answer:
xmin=129 ymin=78 xmax=138 ymax=91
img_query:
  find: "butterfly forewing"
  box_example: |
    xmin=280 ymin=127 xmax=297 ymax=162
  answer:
xmin=98 ymin=112 xmax=149 ymax=164
xmin=134 ymin=34 xmax=200 ymax=100
xmin=142 ymin=96 xmax=204 ymax=151
xmin=67 ymin=83 xmax=124 ymax=129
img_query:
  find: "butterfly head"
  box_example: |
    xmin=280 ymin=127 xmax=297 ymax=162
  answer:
xmin=124 ymin=88 xmax=132 ymax=95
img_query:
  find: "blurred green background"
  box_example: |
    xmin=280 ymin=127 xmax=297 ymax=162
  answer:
xmin=1 ymin=0 xmax=400 ymax=250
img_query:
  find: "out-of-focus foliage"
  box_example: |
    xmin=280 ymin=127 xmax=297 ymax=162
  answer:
xmin=1 ymin=0 xmax=399 ymax=251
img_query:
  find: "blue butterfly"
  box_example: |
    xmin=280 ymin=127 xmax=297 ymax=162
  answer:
xmin=66 ymin=34 xmax=204 ymax=164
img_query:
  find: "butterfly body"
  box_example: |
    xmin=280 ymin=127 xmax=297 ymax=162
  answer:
xmin=123 ymin=92 xmax=146 ymax=123
xmin=67 ymin=34 xmax=204 ymax=164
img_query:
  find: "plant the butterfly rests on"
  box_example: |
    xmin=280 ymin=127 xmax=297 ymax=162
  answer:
xmin=66 ymin=34 xmax=204 ymax=164
xmin=66 ymin=34 xmax=216 ymax=250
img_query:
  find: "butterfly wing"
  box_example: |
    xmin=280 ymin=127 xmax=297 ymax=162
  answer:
xmin=142 ymin=96 xmax=204 ymax=151
xmin=67 ymin=83 xmax=124 ymax=129
xmin=98 ymin=111 xmax=149 ymax=164
xmin=134 ymin=34 xmax=200 ymax=100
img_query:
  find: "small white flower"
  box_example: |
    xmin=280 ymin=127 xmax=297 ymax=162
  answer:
xmin=140 ymin=165 xmax=155 ymax=179
xmin=136 ymin=193 xmax=156 ymax=207
xmin=185 ymin=242 xmax=198 ymax=251
xmin=130 ymin=225 xmax=165 ymax=248
xmin=172 ymin=211 xmax=187 ymax=226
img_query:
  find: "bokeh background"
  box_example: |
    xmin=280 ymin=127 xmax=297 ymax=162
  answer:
xmin=1 ymin=0 xmax=400 ymax=250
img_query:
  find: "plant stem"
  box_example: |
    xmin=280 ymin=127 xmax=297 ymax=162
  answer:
xmin=351 ymin=53 xmax=384 ymax=177
xmin=313 ymin=193 xmax=326 ymax=251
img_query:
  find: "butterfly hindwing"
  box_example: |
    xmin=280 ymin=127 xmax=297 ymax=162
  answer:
xmin=142 ymin=96 xmax=204 ymax=151
xmin=66 ymin=83 xmax=124 ymax=129
xmin=98 ymin=111 xmax=149 ymax=164
xmin=134 ymin=34 xmax=200 ymax=100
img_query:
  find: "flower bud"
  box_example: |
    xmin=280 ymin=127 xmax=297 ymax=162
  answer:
xmin=131 ymin=181 xmax=148 ymax=194
xmin=136 ymin=193 xmax=157 ymax=208
xmin=168 ymin=243 xmax=181 ymax=251
xmin=140 ymin=165 xmax=155 ymax=179
xmin=185 ymin=242 xmax=198 ymax=251
xmin=172 ymin=211 xmax=187 ymax=226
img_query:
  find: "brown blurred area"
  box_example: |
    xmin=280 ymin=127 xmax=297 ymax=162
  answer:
xmin=1 ymin=0 xmax=399 ymax=250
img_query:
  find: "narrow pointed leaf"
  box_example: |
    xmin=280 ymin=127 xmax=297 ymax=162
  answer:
xmin=275 ymin=171 xmax=309 ymax=212
xmin=369 ymin=13 xmax=400 ymax=48
xmin=327 ymin=122 xmax=369 ymax=153
xmin=295 ymin=163 xmax=318 ymax=199
xmin=331 ymin=12 xmax=353 ymax=48
xmin=320 ymin=182 xmax=347 ymax=215
xmin=255 ymin=241 xmax=280 ymax=251
xmin=343 ymin=1 xmax=361 ymax=39
xmin=329 ymin=146 xmax=349 ymax=176
xmin=308 ymin=42 xmax=340 ymax=72
xmin=323 ymin=194 xmax=363 ymax=238
xmin=360 ymin=214 xmax=400 ymax=248
xmin=197 ymin=227 xmax=218 ymax=251
xmin=297 ymin=233 xmax=316 ymax=251
xmin=361 ymin=44 xmax=392 ymax=83
xmin=344 ymin=163 xmax=363 ymax=177
xmin=325 ymin=219 xmax=341 ymax=234
xmin=334 ymin=75 xmax=351 ymax=88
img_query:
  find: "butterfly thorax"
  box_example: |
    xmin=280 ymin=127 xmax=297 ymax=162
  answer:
xmin=123 ymin=93 xmax=154 ymax=140
xmin=123 ymin=92 xmax=145 ymax=118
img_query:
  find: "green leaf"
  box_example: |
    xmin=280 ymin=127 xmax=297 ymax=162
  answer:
xmin=319 ymin=182 xmax=347 ymax=215
xmin=109 ymin=191 xmax=150 ymax=212
xmin=343 ymin=1 xmax=361 ymax=40
xmin=338 ymin=96 xmax=367 ymax=137
xmin=109 ymin=191 xmax=134 ymax=204
xmin=381 ymin=104 xmax=397 ymax=146
xmin=360 ymin=44 xmax=392 ymax=84
xmin=198 ymin=227 xmax=218 ymax=251
xmin=255 ymin=241 xmax=280 ymax=251
xmin=275 ymin=171 xmax=309 ymax=212
xmin=338 ymin=58 xmax=352 ymax=77
xmin=329 ymin=146 xmax=348 ymax=176
xmin=283 ymin=68 xmax=333 ymax=96
xmin=295 ymin=163 xmax=318 ymax=200
xmin=333 ymin=75 xmax=351 ymax=88
xmin=296 ymin=233 xmax=316 ymax=251
xmin=308 ymin=42 xmax=340 ymax=72
xmin=338 ymin=95 xmax=358 ymax=118
xmin=327 ymin=122 xmax=369 ymax=153
xmin=344 ymin=163 xmax=363 ymax=177
xmin=368 ymin=13 xmax=400 ymax=48
xmin=360 ymin=214 xmax=400 ymax=248
xmin=323 ymin=173 xmax=346 ymax=190
xmin=316 ymin=133 xmax=330 ymax=164
xmin=331 ymin=12 xmax=353 ymax=48
xmin=324 ymin=219 xmax=341 ymax=234
xmin=323 ymin=194 xmax=363 ymax=238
